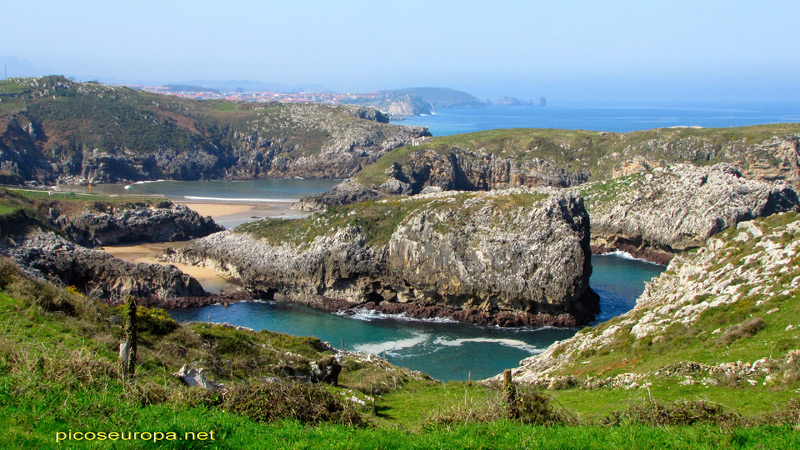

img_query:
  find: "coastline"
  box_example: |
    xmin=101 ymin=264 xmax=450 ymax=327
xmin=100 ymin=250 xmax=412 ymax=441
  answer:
xmin=104 ymin=200 xmax=309 ymax=294
xmin=175 ymin=200 xmax=311 ymax=229
xmin=102 ymin=241 xmax=239 ymax=294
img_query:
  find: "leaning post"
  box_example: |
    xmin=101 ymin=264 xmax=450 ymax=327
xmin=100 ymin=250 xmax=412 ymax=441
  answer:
xmin=503 ymin=369 xmax=519 ymax=419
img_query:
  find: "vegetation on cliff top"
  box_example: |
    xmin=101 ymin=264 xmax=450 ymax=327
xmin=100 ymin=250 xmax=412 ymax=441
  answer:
xmin=356 ymin=124 xmax=800 ymax=186
xmin=236 ymin=191 xmax=547 ymax=247
xmin=0 ymin=187 xmax=167 ymax=238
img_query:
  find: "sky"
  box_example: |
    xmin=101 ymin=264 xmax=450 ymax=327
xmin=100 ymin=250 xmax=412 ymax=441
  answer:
xmin=2 ymin=0 xmax=799 ymax=104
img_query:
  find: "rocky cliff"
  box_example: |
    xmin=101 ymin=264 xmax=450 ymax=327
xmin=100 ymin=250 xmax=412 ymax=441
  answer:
xmin=499 ymin=212 xmax=800 ymax=390
xmin=51 ymin=203 xmax=223 ymax=247
xmin=170 ymin=189 xmax=599 ymax=327
xmin=352 ymin=126 xmax=800 ymax=194
xmin=575 ymin=164 xmax=800 ymax=264
xmin=2 ymin=232 xmax=206 ymax=302
xmin=0 ymin=76 xmax=430 ymax=185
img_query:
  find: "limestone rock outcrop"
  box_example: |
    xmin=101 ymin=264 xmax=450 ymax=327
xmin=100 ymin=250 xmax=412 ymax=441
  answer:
xmin=172 ymin=189 xmax=599 ymax=327
xmin=291 ymin=179 xmax=384 ymax=212
xmin=577 ymin=164 xmax=799 ymax=263
xmin=500 ymin=212 xmax=800 ymax=384
xmin=51 ymin=204 xmax=223 ymax=247
xmin=2 ymin=232 xmax=206 ymax=302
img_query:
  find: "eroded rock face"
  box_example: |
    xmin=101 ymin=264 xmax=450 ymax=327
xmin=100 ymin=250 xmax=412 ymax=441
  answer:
xmin=578 ymin=164 xmax=800 ymax=264
xmin=171 ymin=190 xmax=599 ymax=327
xmin=51 ymin=204 xmax=223 ymax=247
xmin=2 ymin=232 xmax=205 ymax=301
xmin=500 ymin=212 xmax=800 ymax=384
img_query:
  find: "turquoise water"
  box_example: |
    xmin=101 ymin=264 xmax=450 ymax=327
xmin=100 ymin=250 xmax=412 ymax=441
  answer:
xmin=170 ymin=254 xmax=664 ymax=381
xmin=393 ymin=103 xmax=800 ymax=136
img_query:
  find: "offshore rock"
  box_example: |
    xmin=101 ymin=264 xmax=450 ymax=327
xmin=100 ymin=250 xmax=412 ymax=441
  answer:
xmin=576 ymin=163 xmax=800 ymax=263
xmin=51 ymin=203 xmax=223 ymax=247
xmin=171 ymin=189 xmax=599 ymax=326
xmin=2 ymin=232 xmax=206 ymax=302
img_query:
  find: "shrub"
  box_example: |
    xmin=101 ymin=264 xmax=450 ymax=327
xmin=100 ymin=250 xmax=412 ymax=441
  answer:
xmin=134 ymin=306 xmax=179 ymax=336
xmin=604 ymin=399 xmax=742 ymax=427
xmin=718 ymin=317 xmax=767 ymax=346
xmin=762 ymin=398 xmax=800 ymax=429
xmin=223 ymin=381 xmax=363 ymax=426
xmin=516 ymin=391 xmax=571 ymax=425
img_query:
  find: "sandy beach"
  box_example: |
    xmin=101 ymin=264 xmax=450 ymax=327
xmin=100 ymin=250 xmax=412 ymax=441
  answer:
xmin=103 ymin=241 xmax=239 ymax=294
xmin=176 ymin=200 xmax=310 ymax=229
xmin=105 ymin=200 xmax=310 ymax=293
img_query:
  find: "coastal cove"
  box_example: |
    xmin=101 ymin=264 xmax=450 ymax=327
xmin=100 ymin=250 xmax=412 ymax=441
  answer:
xmin=170 ymin=254 xmax=664 ymax=381
xmin=96 ymin=178 xmax=665 ymax=380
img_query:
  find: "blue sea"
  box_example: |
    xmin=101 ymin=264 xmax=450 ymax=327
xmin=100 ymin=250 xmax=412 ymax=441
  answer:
xmin=392 ymin=103 xmax=800 ymax=136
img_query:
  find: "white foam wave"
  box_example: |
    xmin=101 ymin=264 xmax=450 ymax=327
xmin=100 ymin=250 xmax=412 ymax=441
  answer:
xmin=339 ymin=308 xmax=458 ymax=324
xmin=183 ymin=196 xmax=299 ymax=203
xmin=433 ymin=337 xmax=544 ymax=354
xmin=601 ymin=250 xmax=665 ymax=266
xmin=238 ymin=299 xmax=276 ymax=305
xmin=124 ymin=180 xmax=165 ymax=190
xmin=353 ymin=333 xmax=429 ymax=355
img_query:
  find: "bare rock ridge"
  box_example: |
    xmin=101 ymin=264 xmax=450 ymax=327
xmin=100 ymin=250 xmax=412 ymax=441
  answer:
xmin=577 ymin=164 xmax=800 ymax=264
xmin=2 ymin=232 xmax=205 ymax=302
xmin=498 ymin=212 xmax=800 ymax=388
xmin=51 ymin=203 xmax=224 ymax=247
xmin=170 ymin=189 xmax=599 ymax=327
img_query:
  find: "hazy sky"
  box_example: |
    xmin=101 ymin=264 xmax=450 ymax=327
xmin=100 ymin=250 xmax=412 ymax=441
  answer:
xmin=2 ymin=0 xmax=799 ymax=103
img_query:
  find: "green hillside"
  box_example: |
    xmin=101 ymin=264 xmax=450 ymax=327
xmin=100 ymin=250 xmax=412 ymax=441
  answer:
xmin=0 ymin=76 xmax=426 ymax=183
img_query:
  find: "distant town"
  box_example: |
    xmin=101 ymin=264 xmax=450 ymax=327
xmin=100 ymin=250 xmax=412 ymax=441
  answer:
xmin=123 ymin=84 xmax=382 ymax=105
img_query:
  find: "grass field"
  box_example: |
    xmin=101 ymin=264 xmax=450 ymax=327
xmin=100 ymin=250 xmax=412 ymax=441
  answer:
xmin=0 ymin=253 xmax=797 ymax=449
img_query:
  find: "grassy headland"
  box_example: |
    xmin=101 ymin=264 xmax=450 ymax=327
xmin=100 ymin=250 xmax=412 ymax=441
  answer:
xmin=356 ymin=124 xmax=800 ymax=187
xmin=236 ymin=191 xmax=547 ymax=248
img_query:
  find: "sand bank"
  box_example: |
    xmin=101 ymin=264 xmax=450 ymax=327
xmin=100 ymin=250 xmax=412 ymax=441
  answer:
xmin=177 ymin=201 xmax=310 ymax=229
xmin=103 ymin=241 xmax=238 ymax=294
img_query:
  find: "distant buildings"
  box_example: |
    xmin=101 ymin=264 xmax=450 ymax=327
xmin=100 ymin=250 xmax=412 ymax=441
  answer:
xmin=126 ymin=85 xmax=383 ymax=106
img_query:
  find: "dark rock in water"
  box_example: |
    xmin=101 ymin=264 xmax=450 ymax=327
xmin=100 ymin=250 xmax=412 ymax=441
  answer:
xmin=172 ymin=189 xmax=599 ymax=327
xmin=137 ymin=289 xmax=254 ymax=309
xmin=2 ymin=232 xmax=206 ymax=301
xmin=51 ymin=204 xmax=223 ymax=247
